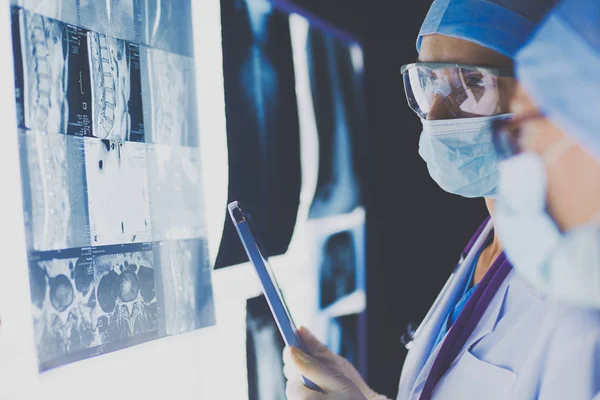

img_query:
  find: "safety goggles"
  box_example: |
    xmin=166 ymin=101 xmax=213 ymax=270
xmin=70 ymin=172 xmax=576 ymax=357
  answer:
xmin=492 ymin=113 xmax=547 ymax=159
xmin=401 ymin=63 xmax=516 ymax=120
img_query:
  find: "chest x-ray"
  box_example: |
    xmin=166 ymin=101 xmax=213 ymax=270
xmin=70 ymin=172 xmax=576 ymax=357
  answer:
xmin=216 ymin=0 xmax=302 ymax=268
xmin=10 ymin=0 xmax=215 ymax=371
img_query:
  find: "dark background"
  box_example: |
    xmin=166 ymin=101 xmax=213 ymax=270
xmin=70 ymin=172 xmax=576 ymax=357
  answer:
xmin=289 ymin=1 xmax=488 ymax=397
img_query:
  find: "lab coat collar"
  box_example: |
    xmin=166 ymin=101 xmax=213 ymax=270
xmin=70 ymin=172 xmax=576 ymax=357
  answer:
xmin=397 ymin=220 xmax=494 ymax=400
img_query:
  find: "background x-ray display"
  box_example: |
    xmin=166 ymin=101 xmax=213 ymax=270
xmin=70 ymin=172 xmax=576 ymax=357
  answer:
xmin=246 ymin=294 xmax=287 ymax=400
xmin=10 ymin=0 xmax=215 ymax=371
xmin=326 ymin=314 xmax=359 ymax=368
xmin=319 ymin=231 xmax=358 ymax=310
xmin=216 ymin=0 xmax=302 ymax=268
xmin=306 ymin=27 xmax=367 ymax=219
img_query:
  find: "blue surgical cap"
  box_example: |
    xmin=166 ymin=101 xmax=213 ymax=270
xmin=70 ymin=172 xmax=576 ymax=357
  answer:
xmin=516 ymin=0 xmax=600 ymax=160
xmin=417 ymin=0 xmax=557 ymax=58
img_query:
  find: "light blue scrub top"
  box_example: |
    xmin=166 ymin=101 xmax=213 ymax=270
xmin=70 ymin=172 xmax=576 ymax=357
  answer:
xmin=432 ymin=249 xmax=482 ymax=349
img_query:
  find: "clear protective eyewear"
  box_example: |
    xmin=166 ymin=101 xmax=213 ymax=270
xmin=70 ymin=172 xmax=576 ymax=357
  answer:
xmin=401 ymin=63 xmax=516 ymax=120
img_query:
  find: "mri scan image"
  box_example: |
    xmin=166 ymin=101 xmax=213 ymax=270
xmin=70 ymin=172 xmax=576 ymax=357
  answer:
xmin=140 ymin=47 xmax=199 ymax=146
xmin=29 ymin=244 xmax=158 ymax=371
xmin=84 ymin=138 xmax=152 ymax=247
xmin=12 ymin=8 xmax=93 ymax=136
xmin=154 ymin=239 xmax=215 ymax=336
xmin=18 ymin=130 xmax=90 ymax=252
xmin=87 ymin=33 xmax=144 ymax=142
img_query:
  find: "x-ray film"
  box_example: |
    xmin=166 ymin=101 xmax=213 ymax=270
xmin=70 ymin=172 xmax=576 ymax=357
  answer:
xmin=87 ymin=33 xmax=144 ymax=142
xmin=305 ymin=28 xmax=367 ymax=219
xmin=10 ymin=1 xmax=214 ymax=371
xmin=79 ymin=0 xmax=140 ymax=43
xmin=18 ymin=130 xmax=90 ymax=252
xmin=217 ymin=0 xmax=302 ymax=268
xmin=319 ymin=231 xmax=358 ymax=309
xmin=12 ymin=8 xmax=93 ymax=136
xmin=326 ymin=314 xmax=358 ymax=367
xmin=154 ymin=239 xmax=215 ymax=336
xmin=84 ymin=139 xmax=152 ymax=246
xmin=139 ymin=0 xmax=194 ymax=56
xmin=29 ymin=243 xmax=159 ymax=371
xmin=10 ymin=0 xmax=78 ymax=26
xmin=140 ymin=47 xmax=199 ymax=146
xmin=147 ymin=145 xmax=205 ymax=241
xmin=246 ymin=295 xmax=287 ymax=400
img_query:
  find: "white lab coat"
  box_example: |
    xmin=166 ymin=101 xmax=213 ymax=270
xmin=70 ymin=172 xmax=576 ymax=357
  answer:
xmin=397 ymin=221 xmax=600 ymax=400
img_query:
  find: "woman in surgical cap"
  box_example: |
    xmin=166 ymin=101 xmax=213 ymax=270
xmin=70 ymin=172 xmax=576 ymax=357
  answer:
xmin=493 ymin=0 xmax=600 ymax=309
xmin=285 ymin=1 xmax=600 ymax=399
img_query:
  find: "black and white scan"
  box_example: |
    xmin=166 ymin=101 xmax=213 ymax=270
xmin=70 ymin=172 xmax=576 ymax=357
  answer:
xmin=18 ymin=130 xmax=91 ymax=252
xmin=87 ymin=33 xmax=144 ymax=142
xmin=79 ymin=0 xmax=139 ymax=43
xmin=217 ymin=0 xmax=302 ymax=268
xmin=326 ymin=314 xmax=358 ymax=367
xmin=140 ymin=47 xmax=199 ymax=146
xmin=84 ymin=139 xmax=152 ymax=246
xmin=10 ymin=0 xmax=213 ymax=372
xmin=147 ymin=145 xmax=205 ymax=241
xmin=154 ymin=239 xmax=215 ymax=336
xmin=12 ymin=7 xmax=93 ymax=136
xmin=319 ymin=231 xmax=358 ymax=310
xmin=139 ymin=0 xmax=194 ymax=56
xmin=306 ymin=29 xmax=367 ymax=219
xmin=29 ymin=244 xmax=158 ymax=371
xmin=246 ymin=295 xmax=287 ymax=400
xmin=10 ymin=0 xmax=78 ymax=28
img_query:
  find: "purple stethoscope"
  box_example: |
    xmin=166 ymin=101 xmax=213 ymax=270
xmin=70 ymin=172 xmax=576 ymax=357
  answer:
xmin=408 ymin=219 xmax=514 ymax=400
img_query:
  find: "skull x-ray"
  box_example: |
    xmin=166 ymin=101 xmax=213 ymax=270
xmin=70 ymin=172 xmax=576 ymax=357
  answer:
xmin=246 ymin=295 xmax=287 ymax=400
xmin=10 ymin=0 xmax=215 ymax=371
xmin=306 ymin=28 xmax=367 ymax=219
xmin=217 ymin=0 xmax=302 ymax=268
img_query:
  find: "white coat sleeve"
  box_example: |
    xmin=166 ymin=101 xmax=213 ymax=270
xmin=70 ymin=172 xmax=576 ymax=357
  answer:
xmin=537 ymin=328 xmax=600 ymax=400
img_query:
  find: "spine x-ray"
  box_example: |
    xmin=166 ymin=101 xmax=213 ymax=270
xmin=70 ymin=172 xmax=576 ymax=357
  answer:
xmin=10 ymin=0 xmax=215 ymax=372
xmin=217 ymin=0 xmax=302 ymax=268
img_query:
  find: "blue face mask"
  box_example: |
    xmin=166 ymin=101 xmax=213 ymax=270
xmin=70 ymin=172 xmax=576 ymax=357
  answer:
xmin=495 ymin=147 xmax=600 ymax=308
xmin=418 ymin=114 xmax=511 ymax=198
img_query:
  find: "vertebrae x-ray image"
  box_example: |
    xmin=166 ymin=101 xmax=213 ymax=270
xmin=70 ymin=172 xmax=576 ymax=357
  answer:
xmin=306 ymin=29 xmax=367 ymax=219
xmin=154 ymin=239 xmax=215 ymax=336
xmin=29 ymin=244 xmax=158 ymax=371
xmin=18 ymin=130 xmax=90 ymax=252
xmin=11 ymin=0 xmax=215 ymax=372
xmin=87 ymin=33 xmax=144 ymax=142
xmin=319 ymin=231 xmax=358 ymax=309
xmin=246 ymin=295 xmax=287 ymax=400
xmin=140 ymin=47 xmax=199 ymax=146
xmin=12 ymin=8 xmax=93 ymax=136
xmin=217 ymin=0 xmax=302 ymax=268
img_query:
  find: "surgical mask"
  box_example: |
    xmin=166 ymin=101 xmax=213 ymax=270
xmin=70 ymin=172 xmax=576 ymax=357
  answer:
xmin=494 ymin=143 xmax=600 ymax=308
xmin=418 ymin=114 xmax=511 ymax=198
